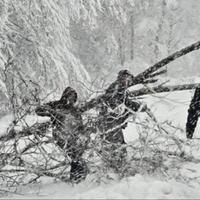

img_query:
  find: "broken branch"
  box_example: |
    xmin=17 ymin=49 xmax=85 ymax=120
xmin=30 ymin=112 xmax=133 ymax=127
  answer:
xmin=130 ymin=83 xmax=199 ymax=97
xmin=134 ymin=41 xmax=200 ymax=84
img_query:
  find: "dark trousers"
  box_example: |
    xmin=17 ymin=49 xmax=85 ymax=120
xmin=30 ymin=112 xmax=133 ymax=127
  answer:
xmin=53 ymin=130 xmax=88 ymax=183
xmin=97 ymin=112 xmax=128 ymax=172
xmin=99 ymin=139 xmax=127 ymax=173
xmin=70 ymin=159 xmax=88 ymax=183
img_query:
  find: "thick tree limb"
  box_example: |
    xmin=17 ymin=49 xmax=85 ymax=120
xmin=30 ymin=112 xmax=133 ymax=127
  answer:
xmin=142 ymin=79 xmax=158 ymax=84
xmin=79 ymin=82 xmax=199 ymax=112
xmin=133 ymin=40 xmax=200 ymax=84
xmin=79 ymin=83 xmax=199 ymax=112
xmin=79 ymin=41 xmax=200 ymax=112
xmin=130 ymin=83 xmax=199 ymax=97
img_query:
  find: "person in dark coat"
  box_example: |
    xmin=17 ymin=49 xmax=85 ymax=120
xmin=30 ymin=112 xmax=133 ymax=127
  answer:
xmin=35 ymin=87 xmax=88 ymax=183
xmin=98 ymin=69 xmax=147 ymax=143
xmin=186 ymin=85 xmax=200 ymax=139
xmin=96 ymin=70 xmax=147 ymax=172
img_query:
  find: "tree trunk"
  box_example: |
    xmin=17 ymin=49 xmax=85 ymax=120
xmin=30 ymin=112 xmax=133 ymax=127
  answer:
xmin=130 ymin=14 xmax=135 ymax=60
xmin=79 ymin=40 xmax=200 ymax=112
xmin=134 ymin=40 xmax=200 ymax=84
xmin=119 ymin=34 xmax=125 ymax=65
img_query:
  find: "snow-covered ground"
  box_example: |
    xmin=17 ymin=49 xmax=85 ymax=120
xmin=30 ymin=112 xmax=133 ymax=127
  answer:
xmin=125 ymin=89 xmax=196 ymax=142
xmin=2 ymin=90 xmax=200 ymax=199
xmin=7 ymin=173 xmax=200 ymax=199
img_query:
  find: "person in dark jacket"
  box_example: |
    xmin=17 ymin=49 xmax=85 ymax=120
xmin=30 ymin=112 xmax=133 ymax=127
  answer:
xmin=35 ymin=87 xmax=88 ymax=183
xmin=186 ymin=85 xmax=200 ymax=139
xmin=98 ymin=69 xmax=147 ymax=143
xmin=97 ymin=70 xmax=147 ymax=172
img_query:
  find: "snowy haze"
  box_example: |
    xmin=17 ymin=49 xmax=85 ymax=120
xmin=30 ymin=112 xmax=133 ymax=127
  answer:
xmin=0 ymin=0 xmax=200 ymax=199
xmin=1 ymin=0 xmax=200 ymax=102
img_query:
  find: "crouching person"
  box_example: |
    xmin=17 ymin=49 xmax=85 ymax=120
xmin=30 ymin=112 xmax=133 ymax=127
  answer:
xmin=186 ymin=85 xmax=200 ymax=139
xmin=35 ymin=87 xmax=88 ymax=183
xmin=97 ymin=70 xmax=147 ymax=174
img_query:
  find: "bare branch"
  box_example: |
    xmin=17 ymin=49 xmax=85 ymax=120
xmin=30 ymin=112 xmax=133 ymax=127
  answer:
xmin=130 ymin=83 xmax=199 ymax=97
xmin=133 ymin=40 xmax=200 ymax=84
xmin=147 ymin=69 xmax=167 ymax=79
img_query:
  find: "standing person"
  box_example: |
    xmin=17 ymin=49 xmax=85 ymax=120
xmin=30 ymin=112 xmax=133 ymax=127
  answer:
xmin=186 ymin=85 xmax=200 ymax=139
xmin=96 ymin=70 xmax=147 ymax=172
xmin=35 ymin=87 xmax=88 ymax=183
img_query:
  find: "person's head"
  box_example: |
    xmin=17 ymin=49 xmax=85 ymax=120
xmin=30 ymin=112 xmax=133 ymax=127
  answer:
xmin=60 ymin=86 xmax=77 ymax=105
xmin=117 ymin=69 xmax=134 ymax=88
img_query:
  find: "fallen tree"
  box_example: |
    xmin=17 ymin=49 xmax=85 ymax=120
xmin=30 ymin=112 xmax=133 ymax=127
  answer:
xmin=1 ymin=41 xmax=200 ymax=142
xmin=130 ymin=83 xmax=200 ymax=97
xmin=80 ymin=40 xmax=200 ymax=112
xmin=133 ymin=40 xmax=200 ymax=84
xmin=0 ymin=41 xmax=200 ymax=189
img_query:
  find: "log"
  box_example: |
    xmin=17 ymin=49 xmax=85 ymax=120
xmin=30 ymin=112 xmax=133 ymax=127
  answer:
xmin=130 ymin=83 xmax=199 ymax=97
xmin=79 ymin=83 xmax=199 ymax=112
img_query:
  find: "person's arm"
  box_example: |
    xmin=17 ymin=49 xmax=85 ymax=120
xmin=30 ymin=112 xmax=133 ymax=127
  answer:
xmin=35 ymin=101 xmax=64 ymax=118
xmin=35 ymin=105 xmax=52 ymax=117
xmin=35 ymin=104 xmax=59 ymax=117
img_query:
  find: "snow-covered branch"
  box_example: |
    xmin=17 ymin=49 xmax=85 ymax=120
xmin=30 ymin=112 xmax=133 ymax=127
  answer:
xmin=130 ymin=83 xmax=199 ymax=97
